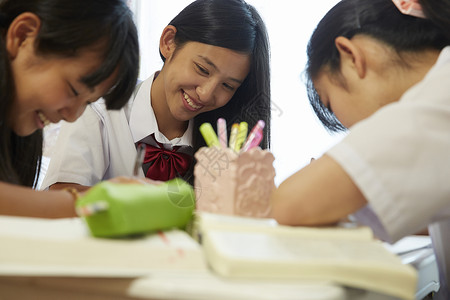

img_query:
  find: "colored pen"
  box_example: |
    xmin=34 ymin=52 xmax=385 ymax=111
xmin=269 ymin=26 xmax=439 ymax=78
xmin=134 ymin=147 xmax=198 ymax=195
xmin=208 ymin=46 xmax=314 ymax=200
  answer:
xmin=228 ymin=123 xmax=239 ymax=150
xmin=133 ymin=143 xmax=146 ymax=177
xmin=200 ymin=122 xmax=220 ymax=147
xmin=217 ymin=118 xmax=228 ymax=148
xmin=234 ymin=121 xmax=248 ymax=152
xmin=240 ymin=120 xmax=265 ymax=152
xmin=76 ymin=201 xmax=109 ymax=217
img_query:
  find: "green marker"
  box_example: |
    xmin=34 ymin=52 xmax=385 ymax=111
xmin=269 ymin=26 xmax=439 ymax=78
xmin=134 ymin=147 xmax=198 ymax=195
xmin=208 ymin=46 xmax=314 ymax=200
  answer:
xmin=235 ymin=121 xmax=248 ymax=152
xmin=199 ymin=122 xmax=220 ymax=147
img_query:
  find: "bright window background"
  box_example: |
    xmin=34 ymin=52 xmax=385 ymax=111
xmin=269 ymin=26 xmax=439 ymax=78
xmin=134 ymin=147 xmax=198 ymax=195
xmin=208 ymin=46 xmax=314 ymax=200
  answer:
xmin=131 ymin=0 xmax=345 ymax=185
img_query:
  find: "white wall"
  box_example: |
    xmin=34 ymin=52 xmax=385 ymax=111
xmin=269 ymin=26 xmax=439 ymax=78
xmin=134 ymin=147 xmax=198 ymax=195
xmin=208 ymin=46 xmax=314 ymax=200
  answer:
xmin=133 ymin=0 xmax=345 ymax=185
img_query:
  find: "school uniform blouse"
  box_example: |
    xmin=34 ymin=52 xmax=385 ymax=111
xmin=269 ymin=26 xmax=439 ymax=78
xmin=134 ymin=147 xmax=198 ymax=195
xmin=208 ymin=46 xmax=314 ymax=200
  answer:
xmin=326 ymin=47 xmax=450 ymax=295
xmin=327 ymin=46 xmax=450 ymax=243
xmin=40 ymin=73 xmax=193 ymax=190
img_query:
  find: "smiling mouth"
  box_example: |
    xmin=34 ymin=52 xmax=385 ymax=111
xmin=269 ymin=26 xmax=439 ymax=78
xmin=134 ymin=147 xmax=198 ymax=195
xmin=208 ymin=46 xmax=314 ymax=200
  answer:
xmin=183 ymin=91 xmax=203 ymax=110
xmin=38 ymin=112 xmax=51 ymax=126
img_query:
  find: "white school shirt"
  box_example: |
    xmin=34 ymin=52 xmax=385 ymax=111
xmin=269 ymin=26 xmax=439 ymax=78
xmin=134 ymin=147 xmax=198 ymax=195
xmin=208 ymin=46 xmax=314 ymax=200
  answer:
xmin=41 ymin=73 xmax=193 ymax=189
xmin=327 ymin=48 xmax=450 ymax=295
xmin=327 ymin=47 xmax=450 ymax=243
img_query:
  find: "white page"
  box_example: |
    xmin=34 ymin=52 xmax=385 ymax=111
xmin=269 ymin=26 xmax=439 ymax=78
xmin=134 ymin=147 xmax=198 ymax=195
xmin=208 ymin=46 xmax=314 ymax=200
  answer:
xmin=0 ymin=216 xmax=206 ymax=277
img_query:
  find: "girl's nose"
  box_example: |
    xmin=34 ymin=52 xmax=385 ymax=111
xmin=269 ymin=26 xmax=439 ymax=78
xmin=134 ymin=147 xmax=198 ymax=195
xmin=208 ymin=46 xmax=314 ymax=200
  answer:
xmin=196 ymin=80 xmax=217 ymax=104
xmin=60 ymin=99 xmax=89 ymax=122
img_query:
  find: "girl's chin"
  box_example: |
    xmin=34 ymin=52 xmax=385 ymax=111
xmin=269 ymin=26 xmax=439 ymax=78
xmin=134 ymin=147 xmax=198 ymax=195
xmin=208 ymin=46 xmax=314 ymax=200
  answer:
xmin=11 ymin=119 xmax=40 ymax=136
xmin=13 ymin=127 xmax=38 ymax=137
xmin=173 ymin=107 xmax=201 ymax=122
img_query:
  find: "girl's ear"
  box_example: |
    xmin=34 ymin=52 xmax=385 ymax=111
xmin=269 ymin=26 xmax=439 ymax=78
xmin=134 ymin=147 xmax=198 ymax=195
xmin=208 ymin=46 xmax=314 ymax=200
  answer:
xmin=6 ymin=12 xmax=41 ymax=60
xmin=335 ymin=36 xmax=366 ymax=79
xmin=159 ymin=25 xmax=177 ymax=61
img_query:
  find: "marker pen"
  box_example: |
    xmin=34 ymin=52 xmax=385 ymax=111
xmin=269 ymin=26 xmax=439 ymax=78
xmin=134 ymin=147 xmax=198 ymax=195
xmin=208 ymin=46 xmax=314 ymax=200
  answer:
xmin=217 ymin=118 xmax=227 ymax=148
xmin=76 ymin=201 xmax=109 ymax=217
xmin=240 ymin=120 xmax=265 ymax=152
xmin=133 ymin=143 xmax=146 ymax=177
xmin=234 ymin=121 xmax=248 ymax=152
xmin=200 ymin=122 xmax=220 ymax=147
xmin=228 ymin=123 xmax=239 ymax=150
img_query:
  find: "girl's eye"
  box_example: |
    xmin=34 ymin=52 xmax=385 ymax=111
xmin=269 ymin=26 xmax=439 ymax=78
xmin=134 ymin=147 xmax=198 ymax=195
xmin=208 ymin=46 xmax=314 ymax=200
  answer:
xmin=69 ymin=84 xmax=79 ymax=97
xmin=195 ymin=63 xmax=209 ymax=75
xmin=326 ymin=102 xmax=334 ymax=114
xmin=223 ymin=83 xmax=235 ymax=91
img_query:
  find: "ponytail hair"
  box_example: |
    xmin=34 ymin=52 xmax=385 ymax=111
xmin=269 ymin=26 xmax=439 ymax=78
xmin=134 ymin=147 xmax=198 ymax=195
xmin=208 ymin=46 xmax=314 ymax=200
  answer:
xmin=420 ymin=0 xmax=450 ymax=38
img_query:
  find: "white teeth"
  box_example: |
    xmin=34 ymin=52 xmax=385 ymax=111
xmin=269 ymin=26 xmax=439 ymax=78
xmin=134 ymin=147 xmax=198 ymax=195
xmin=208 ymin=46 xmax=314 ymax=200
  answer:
xmin=38 ymin=112 xmax=50 ymax=126
xmin=183 ymin=92 xmax=202 ymax=109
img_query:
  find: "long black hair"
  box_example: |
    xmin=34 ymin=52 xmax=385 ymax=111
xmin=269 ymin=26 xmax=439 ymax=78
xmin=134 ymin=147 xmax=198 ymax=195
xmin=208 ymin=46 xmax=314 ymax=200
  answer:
xmin=161 ymin=0 xmax=271 ymax=151
xmin=420 ymin=0 xmax=450 ymax=37
xmin=306 ymin=0 xmax=450 ymax=132
xmin=0 ymin=0 xmax=139 ymax=187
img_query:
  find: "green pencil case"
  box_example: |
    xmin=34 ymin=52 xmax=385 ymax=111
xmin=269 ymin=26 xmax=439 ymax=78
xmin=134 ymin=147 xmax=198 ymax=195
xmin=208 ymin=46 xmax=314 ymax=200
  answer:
xmin=75 ymin=178 xmax=195 ymax=238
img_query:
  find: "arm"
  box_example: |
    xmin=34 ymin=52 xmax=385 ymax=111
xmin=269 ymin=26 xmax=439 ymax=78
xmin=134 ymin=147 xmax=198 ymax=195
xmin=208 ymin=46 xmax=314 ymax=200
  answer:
xmin=270 ymin=154 xmax=367 ymax=226
xmin=48 ymin=177 xmax=162 ymax=193
xmin=49 ymin=182 xmax=91 ymax=192
xmin=0 ymin=182 xmax=77 ymax=218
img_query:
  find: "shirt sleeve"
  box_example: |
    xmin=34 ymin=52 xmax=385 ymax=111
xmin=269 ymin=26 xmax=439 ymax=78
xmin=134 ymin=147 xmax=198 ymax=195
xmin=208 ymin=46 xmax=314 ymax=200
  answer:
xmin=40 ymin=104 xmax=109 ymax=189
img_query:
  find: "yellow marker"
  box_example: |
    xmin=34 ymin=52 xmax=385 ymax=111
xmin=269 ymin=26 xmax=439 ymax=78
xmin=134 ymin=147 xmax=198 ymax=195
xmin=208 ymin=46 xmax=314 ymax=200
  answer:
xmin=199 ymin=122 xmax=220 ymax=147
xmin=234 ymin=122 xmax=248 ymax=151
xmin=228 ymin=123 xmax=239 ymax=150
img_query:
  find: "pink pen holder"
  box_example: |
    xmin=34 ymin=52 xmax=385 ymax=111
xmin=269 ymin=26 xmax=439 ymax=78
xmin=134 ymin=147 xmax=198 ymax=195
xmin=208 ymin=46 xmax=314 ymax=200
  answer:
xmin=194 ymin=147 xmax=276 ymax=218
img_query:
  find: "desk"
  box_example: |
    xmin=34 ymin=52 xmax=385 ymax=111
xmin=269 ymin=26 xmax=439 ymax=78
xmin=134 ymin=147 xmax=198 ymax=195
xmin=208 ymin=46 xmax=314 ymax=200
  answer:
xmin=0 ymin=276 xmax=137 ymax=300
xmin=0 ymin=216 xmax=346 ymax=300
xmin=0 ymin=273 xmax=403 ymax=300
xmin=385 ymin=236 xmax=440 ymax=299
xmin=0 ymin=272 xmax=348 ymax=300
xmin=0 ymin=217 xmax=439 ymax=300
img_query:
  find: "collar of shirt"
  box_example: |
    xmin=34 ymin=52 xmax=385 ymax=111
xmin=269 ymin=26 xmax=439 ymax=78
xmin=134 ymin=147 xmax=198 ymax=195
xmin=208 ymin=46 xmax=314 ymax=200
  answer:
xmin=128 ymin=72 xmax=193 ymax=147
xmin=436 ymin=46 xmax=450 ymax=69
xmin=417 ymin=46 xmax=450 ymax=87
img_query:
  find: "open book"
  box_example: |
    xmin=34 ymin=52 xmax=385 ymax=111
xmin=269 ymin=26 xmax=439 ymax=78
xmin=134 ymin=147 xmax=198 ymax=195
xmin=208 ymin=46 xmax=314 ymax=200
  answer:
xmin=0 ymin=216 xmax=349 ymax=300
xmin=0 ymin=216 xmax=207 ymax=277
xmin=196 ymin=212 xmax=418 ymax=300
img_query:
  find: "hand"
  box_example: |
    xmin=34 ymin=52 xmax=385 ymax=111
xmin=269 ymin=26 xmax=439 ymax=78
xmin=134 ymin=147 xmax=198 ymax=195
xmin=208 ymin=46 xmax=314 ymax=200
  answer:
xmin=108 ymin=176 xmax=163 ymax=185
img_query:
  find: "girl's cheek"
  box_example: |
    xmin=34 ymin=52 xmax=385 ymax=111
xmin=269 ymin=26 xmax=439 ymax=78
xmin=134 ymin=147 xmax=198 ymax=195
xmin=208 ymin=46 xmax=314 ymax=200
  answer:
xmin=49 ymin=95 xmax=72 ymax=108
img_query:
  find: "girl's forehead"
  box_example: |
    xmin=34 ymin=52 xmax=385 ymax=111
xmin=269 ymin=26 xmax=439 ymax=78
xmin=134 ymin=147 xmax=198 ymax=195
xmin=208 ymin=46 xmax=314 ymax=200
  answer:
xmin=177 ymin=42 xmax=250 ymax=74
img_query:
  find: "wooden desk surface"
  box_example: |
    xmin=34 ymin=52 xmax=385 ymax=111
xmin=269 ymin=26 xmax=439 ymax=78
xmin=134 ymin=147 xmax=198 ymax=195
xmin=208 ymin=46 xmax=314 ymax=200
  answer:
xmin=0 ymin=273 xmax=350 ymax=300
xmin=0 ymin=276 xmax=142 ymax=300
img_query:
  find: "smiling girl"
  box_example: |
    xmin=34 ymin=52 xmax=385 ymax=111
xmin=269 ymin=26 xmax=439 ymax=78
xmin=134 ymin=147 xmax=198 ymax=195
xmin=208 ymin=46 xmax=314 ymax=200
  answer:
xmin=42 ymin=0 xmax=271 ymax=191
xmin=0 ymin=0 xmax=139 ymax=217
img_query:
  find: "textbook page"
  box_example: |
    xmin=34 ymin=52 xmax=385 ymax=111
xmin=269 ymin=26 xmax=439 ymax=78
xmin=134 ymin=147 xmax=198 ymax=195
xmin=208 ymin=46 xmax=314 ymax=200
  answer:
xmin=195 ymin=212 xmax=374 ymax=240
xmin=196 ymin=213 xmax=417 ymax=300
xmin=0 ymin=216 xmax=207 ymax=277
xmin=130 ymin=270 xmax=347 ymax=300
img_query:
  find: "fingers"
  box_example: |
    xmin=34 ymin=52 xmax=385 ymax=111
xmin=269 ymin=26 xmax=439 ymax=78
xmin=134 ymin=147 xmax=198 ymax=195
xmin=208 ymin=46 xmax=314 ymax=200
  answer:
xmin=108 ymin=176 xmax=163 ymax=185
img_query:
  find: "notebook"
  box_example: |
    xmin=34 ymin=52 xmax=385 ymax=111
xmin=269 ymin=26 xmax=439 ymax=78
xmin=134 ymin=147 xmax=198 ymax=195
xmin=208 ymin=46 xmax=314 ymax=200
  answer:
xmin=195 ymin=212 xmax=418 ymax=300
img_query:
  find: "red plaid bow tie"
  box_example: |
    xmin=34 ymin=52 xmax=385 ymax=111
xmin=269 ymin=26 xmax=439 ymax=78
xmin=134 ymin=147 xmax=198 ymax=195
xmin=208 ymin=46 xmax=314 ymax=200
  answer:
xmin=139 ymin=139 xmax=192 ymax=181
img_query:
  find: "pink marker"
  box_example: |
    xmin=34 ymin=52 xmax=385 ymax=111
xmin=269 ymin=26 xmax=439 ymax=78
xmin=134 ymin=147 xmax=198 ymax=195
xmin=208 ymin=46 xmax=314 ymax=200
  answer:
xmin=240 ymin=120 xmax=265 ymax=152
xmin=217 ymin=118 xmax=227 ymax=148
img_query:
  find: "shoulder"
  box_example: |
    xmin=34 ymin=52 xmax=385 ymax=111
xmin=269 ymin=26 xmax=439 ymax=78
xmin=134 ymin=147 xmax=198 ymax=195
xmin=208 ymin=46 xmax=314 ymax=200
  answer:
xmin=400 ymin=47 xmax=450 ymax=104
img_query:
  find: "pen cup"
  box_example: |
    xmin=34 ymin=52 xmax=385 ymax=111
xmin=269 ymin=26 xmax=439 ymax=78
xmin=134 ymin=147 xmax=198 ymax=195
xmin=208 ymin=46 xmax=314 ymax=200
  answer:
xmin=194 ymin=147 xmax=275 ymax=218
